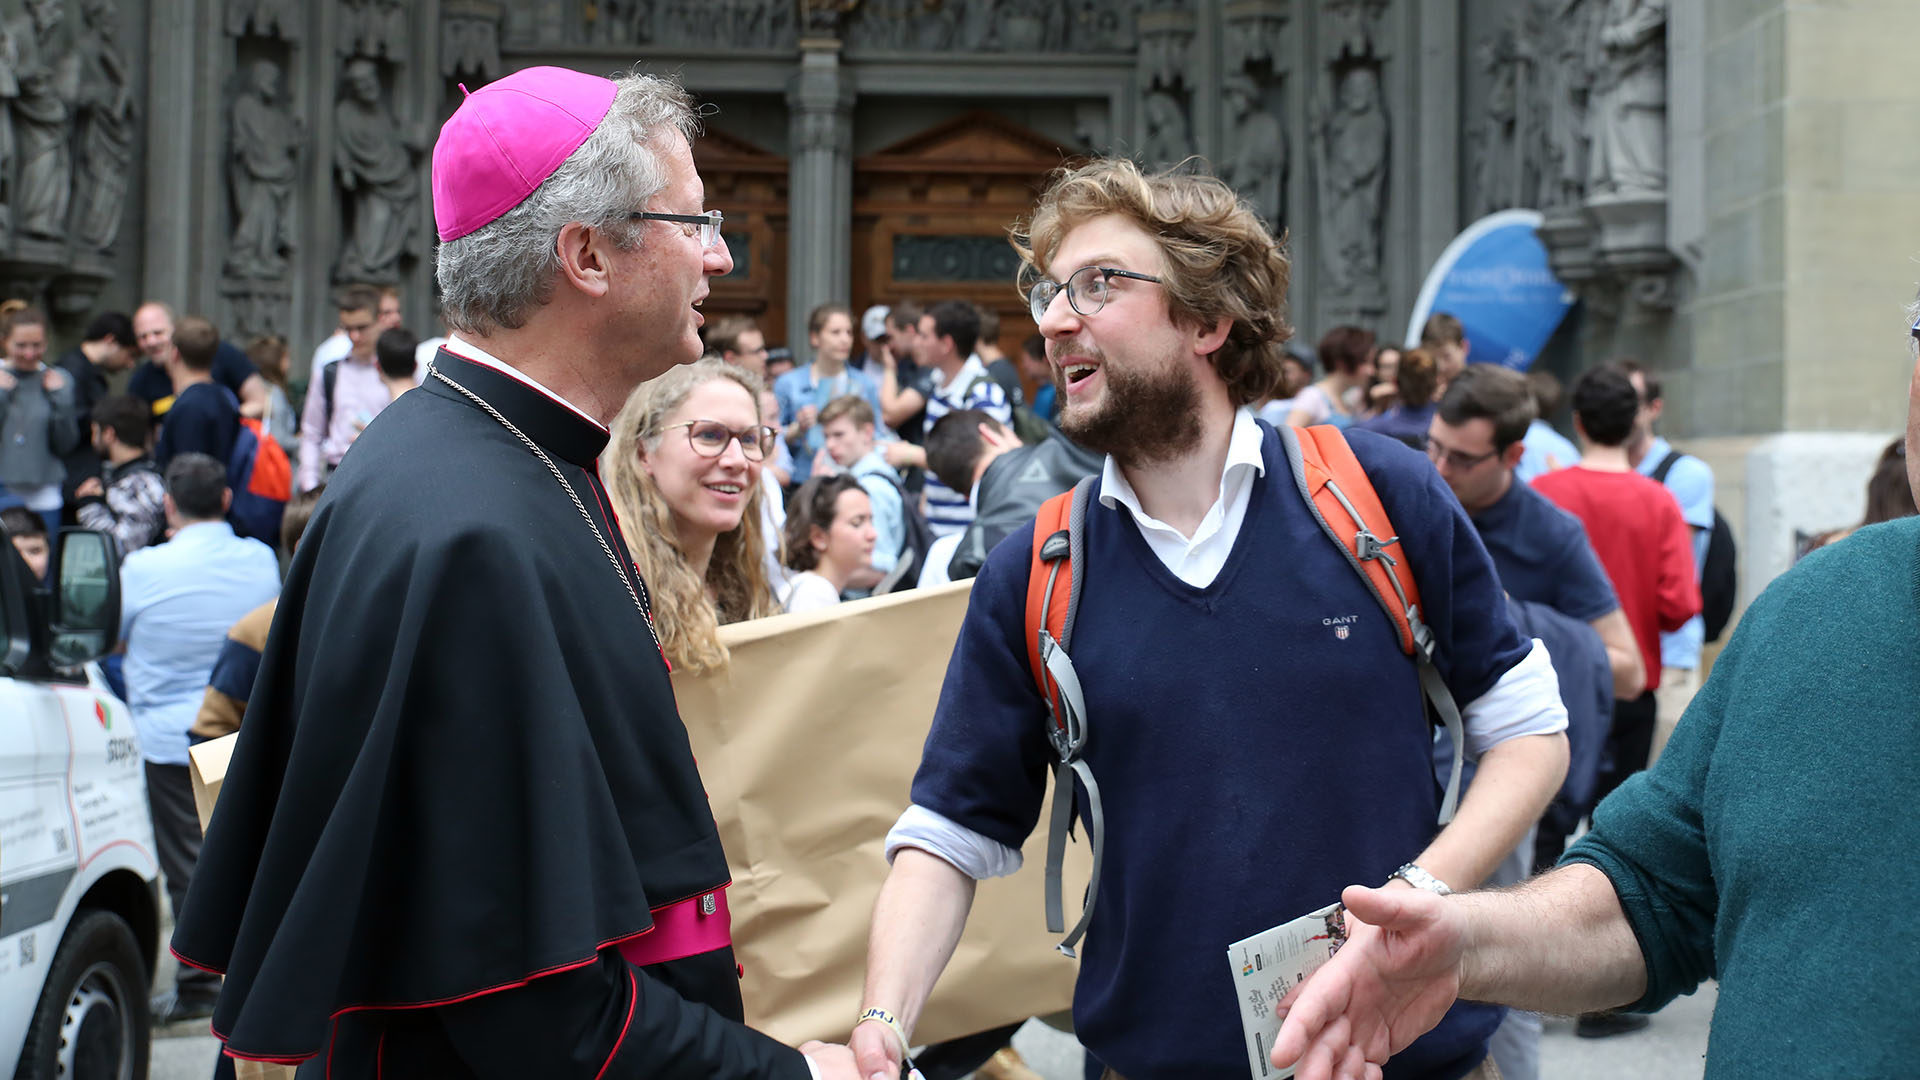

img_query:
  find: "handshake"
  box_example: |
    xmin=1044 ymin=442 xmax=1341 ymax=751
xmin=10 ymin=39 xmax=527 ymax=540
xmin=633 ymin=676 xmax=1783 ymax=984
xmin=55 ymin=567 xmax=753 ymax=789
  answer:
xmin=801 ymin=1007 xmax=924 ymax=1080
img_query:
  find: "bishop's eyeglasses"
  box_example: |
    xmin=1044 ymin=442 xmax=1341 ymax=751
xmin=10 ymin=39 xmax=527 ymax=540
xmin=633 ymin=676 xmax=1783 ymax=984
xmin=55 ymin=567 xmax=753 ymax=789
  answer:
xmin=667 ymin=419 xmax=778 ymax=462
xmin=631 ymin=209 xmax=725 ymax=250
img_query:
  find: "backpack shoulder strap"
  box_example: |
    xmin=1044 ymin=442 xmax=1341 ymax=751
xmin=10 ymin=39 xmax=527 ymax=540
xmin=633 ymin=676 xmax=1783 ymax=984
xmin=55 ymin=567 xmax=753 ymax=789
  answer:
xmin=322 ymin=359 xmax=340 ymax=428
xmin=1282 ymin=425 xmax=1465 ymax=824
xmin=1650 ymin=449 xmax=1683 ymax=485
xmin=1285 ymin=425 xmax=1423 ymax=656
xmin=1023 ymin=475 xmax=1103 ymax=957
xmin=1024 ymin=489 xmax=1076 ymax=698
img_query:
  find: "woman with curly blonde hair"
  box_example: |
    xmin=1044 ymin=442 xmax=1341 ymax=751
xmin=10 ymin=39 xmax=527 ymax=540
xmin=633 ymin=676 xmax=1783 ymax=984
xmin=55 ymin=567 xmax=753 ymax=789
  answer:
xmin=602 ymin=358 xmax=782 ymax=674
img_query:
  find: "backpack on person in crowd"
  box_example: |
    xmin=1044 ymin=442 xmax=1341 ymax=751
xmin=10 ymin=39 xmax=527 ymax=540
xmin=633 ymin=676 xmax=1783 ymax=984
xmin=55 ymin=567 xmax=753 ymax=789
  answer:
xmin=1020 ymin=424 xmax=1467 ymax=956
xmin=871 ymin=469 xmax=938 ymax=595
xmin=227 ymin=416 xmax=292 ymax=544
xmin=1008 ymin=403 xmax=1052 ymax=446
xmin=319 ymin=359 xmax=341 ymax=436
xmin=959 ymin=369 xmax=1052 ymax=449
xmin=1651 ymin=450 xmax=1738 ymax=642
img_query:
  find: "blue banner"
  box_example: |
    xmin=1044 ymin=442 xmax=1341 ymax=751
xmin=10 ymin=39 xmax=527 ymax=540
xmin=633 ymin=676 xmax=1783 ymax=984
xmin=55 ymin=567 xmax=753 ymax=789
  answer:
xmin=1404 ymin=209 xmax=1575 ymax=371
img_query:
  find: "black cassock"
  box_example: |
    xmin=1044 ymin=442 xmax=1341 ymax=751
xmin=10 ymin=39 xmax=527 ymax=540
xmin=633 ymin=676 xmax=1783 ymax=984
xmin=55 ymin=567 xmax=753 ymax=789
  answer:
xmin=172 ymin=352 xmax=810 ymax=1079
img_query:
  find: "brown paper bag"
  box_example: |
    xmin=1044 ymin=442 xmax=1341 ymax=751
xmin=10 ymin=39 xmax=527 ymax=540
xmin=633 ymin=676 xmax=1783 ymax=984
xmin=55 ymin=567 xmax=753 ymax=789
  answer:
xmin=188 ymin=732 xmax=239 ymax=832
xmin=673 ymin=580 xmax=1090 ymax=1046
xmin=186 ymin=732 xmax=298 ymax=1080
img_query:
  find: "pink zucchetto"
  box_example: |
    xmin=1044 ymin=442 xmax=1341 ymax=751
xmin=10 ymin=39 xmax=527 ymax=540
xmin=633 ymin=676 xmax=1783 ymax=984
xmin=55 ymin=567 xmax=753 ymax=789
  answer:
xmin=431 ymin=66 xmax=619 ymax=243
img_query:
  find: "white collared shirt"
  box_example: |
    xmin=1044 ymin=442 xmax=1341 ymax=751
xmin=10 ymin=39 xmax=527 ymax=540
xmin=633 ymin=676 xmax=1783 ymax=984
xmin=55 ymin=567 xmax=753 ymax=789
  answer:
xmin=1097 ymin=407 xmax=1267 ymax=588
xmin=438 ymin=335 xmax=607 ymax=434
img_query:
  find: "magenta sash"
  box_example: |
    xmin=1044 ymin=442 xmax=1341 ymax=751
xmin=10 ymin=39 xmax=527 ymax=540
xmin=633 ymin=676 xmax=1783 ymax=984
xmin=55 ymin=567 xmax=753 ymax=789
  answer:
xmin=617 ymin=887 xmax=732 ymax=968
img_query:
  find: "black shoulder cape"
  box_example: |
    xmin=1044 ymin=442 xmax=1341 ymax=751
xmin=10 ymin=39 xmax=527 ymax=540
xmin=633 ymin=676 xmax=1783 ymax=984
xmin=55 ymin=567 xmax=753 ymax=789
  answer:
xmin=172 ymin=355 xmax=737 ymax=1062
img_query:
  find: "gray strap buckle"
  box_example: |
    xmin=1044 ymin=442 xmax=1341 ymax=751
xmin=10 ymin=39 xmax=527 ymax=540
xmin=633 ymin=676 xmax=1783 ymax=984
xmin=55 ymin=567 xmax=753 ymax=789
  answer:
xmin=1354 ymin=528 xmax=1400 ymax=566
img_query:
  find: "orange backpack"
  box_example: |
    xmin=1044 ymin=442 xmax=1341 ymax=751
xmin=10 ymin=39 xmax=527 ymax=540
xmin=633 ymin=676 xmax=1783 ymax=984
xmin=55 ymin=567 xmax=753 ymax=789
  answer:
xmin=1023 ymin=425 xmax=1465 ymax=956
xmin=226 ymin=416 xmax=292 ymax=543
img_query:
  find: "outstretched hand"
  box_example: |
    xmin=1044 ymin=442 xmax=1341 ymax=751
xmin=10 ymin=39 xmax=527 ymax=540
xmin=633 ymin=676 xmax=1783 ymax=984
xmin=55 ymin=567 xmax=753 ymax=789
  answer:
xmin=848 ymin=1019 xmax=903 ymax=1080
xmin=1270 ymin=885 xmax=1469 ymax=1080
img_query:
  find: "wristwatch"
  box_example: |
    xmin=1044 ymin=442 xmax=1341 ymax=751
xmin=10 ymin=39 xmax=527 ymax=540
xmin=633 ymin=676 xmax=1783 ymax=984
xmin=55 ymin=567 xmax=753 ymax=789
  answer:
xmin=1388 ymin=862 xmax=1452 ymax=896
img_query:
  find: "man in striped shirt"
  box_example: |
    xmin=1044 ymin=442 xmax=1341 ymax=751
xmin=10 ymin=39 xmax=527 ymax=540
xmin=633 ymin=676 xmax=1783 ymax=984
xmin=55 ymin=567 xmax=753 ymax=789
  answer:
xmin=910 ymin=300 xmax=1011 ymax=535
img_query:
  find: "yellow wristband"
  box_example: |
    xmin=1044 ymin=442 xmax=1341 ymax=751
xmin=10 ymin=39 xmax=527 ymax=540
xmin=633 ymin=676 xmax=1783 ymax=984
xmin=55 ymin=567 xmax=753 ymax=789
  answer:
xmin=856 ymin=1006 xmax=911 ymax=1057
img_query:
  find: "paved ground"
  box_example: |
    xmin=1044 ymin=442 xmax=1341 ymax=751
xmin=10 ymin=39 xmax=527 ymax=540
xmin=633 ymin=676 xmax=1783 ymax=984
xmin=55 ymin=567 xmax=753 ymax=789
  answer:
xmin=151 ymin=980 xmax=1717 ymax=1080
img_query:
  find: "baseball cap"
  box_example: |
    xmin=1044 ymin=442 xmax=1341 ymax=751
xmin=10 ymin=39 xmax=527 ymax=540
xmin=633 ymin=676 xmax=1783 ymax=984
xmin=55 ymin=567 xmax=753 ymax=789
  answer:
xmin=432 ymin=66 xmax=619 ymax=243
xmin=861 ymin=304 xmax=890 ymax=342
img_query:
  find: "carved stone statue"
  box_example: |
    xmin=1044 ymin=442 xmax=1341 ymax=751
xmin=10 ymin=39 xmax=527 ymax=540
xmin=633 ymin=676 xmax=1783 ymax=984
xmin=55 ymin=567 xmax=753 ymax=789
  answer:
xmin=1540 ymin=0 xmax=1602 ymax=207
xmin=8 ymin=0 xmax=77 ymax=242
xmin=1006 ymin=0 xmax=1070 ymax=51
xmin=1139 ymin=91 xmax=1194 ymax=168
xmin=843 ymin=0 xmax=906 ymax=48
xmin=0 ymin=22 xmax=19 ymax=241
xmin=959 ymin=0 xmax=997 ymax=50
xmin=226 ymin=59 xmax=300 ymax=280
xmin=70 ymin=0 xmax=132 ymax=255
xmin=645 ymin=0 xmax=792 ymax=49
xmin=801 ymin=0 xmax=855 ymax=40
xmin=1469 ymin=23 xmax=1519 ymax=215
xmin=1222 ymin=0 xmax=1288 ymax=72
xmin=1073 ymin=101 xmax=1111 ymax=154
xmin=589 ymin=0 xmax=637 ymax=45
xmin=1312 ymin=67 xmax=1388 ymax=311
xmin=1067 ymin=0 xmax=1136 ymax=52
xmin=441 ymin=0 xmax=503 ymax=80
xmin=227 ymin=0 xmax=300 ymax=40
xmin=340 ymin=0 xmax=408 ymax=60
xmin=1321 ymin=0 xmax=1388 ymax=63
xmin=1137 ymin=5 xmax=1194 ymax=90
xmin=333 ymin=59 xmax=420 ymax=284
xmin=1588 ymin=0 xmax=1667 ymax=196
xmin=1222 ymin=75 xmax=1286 ymax=229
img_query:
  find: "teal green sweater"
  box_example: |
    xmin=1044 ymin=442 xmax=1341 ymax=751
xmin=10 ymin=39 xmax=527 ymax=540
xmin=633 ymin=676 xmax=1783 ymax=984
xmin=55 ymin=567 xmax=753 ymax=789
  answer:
xmin=1564 ymin=515 xmax=1920 ymax=1076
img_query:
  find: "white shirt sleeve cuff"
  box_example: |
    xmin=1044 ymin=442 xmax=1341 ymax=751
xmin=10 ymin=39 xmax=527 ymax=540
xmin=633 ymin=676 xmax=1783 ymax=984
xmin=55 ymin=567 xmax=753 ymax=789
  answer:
xmin=1461 ymin=638 xmax=1568 ymax=758
xmin=884 ymin=803 xmax=1024 ymax=880
xmin=805 ymin=1056 xmax=822 ymax=1080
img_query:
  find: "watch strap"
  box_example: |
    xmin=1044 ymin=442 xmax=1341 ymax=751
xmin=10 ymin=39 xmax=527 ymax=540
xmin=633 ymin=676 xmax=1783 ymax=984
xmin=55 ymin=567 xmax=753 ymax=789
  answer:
xmin=1389 ymin=862 xmax=1452 ymax=896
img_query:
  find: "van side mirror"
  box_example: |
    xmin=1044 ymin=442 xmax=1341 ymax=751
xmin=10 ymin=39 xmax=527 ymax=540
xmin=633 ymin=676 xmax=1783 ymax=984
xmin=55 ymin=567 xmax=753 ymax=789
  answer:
xmin=0 ymin=535 xmax=29 ymax=676
xmin=50 ymin=530 xmax=119 ymax=667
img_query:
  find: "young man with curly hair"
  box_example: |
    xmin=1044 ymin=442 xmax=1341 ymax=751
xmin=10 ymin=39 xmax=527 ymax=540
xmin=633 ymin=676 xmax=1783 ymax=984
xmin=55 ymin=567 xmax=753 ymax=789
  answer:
xmin=853 ymin=159 xmax=1569 ymax=1080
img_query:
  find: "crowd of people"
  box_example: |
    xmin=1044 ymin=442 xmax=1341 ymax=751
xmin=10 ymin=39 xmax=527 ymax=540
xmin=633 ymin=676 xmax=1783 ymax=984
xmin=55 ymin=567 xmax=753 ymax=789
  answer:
xmin=0 ymin=62 xmax=1913 ymax=1080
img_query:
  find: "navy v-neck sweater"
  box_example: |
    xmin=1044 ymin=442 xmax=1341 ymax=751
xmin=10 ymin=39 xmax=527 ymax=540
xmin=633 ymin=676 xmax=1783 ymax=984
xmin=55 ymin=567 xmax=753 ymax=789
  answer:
xmin=912 ymin=423 xmax=1531 ymax=1079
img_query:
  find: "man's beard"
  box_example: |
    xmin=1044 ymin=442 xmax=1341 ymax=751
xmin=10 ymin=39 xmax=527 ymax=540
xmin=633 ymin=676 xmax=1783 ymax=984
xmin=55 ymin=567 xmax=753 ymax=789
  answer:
xmin=1055 ymin=348 xmax=1205 ymax=470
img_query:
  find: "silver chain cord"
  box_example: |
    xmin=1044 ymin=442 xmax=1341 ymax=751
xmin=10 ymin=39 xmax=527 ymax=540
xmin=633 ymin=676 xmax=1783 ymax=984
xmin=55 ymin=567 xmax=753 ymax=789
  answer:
xmin=430 ymin=366 xmax=662 ymax=652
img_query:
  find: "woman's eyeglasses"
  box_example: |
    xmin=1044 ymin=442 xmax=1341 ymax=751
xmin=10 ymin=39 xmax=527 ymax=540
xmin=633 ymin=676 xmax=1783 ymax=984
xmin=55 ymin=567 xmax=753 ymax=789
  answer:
xmin=668 ymin=419 xmax=777 ymax=461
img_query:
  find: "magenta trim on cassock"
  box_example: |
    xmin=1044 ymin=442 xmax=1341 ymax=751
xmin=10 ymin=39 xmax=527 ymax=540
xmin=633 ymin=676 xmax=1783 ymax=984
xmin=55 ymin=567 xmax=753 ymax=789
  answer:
xmin=617 ymin=887 xmax=732 ymax=968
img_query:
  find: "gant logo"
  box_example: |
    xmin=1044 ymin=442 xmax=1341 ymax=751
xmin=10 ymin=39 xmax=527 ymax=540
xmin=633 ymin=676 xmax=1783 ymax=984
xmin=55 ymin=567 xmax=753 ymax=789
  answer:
xmin=1323 ymin=614 xmax=1360 ymax=640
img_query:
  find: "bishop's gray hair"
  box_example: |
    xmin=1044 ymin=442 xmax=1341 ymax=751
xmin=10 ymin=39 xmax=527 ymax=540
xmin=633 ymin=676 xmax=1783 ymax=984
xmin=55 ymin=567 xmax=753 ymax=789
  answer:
xmin=435 ymin=70 xmax=698 ymax=336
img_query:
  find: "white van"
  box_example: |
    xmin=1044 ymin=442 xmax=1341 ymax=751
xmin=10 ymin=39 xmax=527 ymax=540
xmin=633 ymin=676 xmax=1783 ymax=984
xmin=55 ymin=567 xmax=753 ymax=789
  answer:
xmin=0 ymin=528 xmax=159 ymax=1079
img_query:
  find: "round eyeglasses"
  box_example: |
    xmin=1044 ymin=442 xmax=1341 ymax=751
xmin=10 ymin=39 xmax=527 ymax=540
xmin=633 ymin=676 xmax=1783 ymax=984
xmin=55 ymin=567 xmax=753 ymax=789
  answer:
xmin=631 ymin=209 xmax=726 ymax=250
xmin=1027 ymin=264 xmax=1164 ymax=323
xmin=667 ymin=419 xmax=778 ymax=461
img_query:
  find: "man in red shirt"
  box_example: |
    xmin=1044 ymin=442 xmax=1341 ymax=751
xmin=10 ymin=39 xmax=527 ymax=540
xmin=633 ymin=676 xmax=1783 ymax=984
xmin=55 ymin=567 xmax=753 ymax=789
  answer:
xmin=1531 ymin=366 xmax=1699 ymax=869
